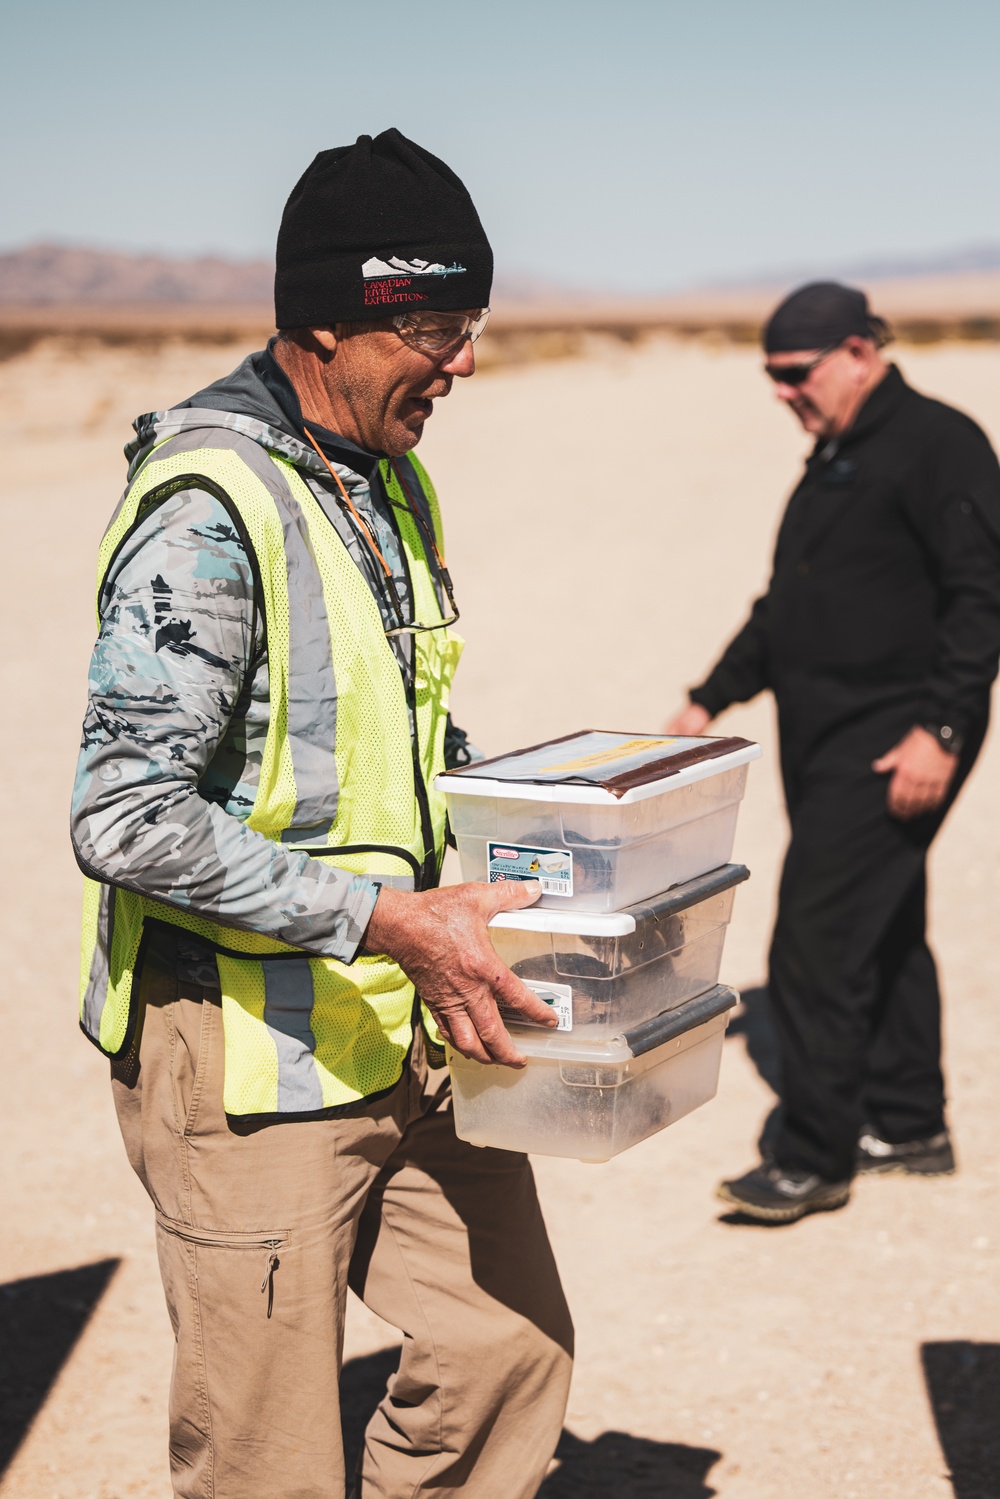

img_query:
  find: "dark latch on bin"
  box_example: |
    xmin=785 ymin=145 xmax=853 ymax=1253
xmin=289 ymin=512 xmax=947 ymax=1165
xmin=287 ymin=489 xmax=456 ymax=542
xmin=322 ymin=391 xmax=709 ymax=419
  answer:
xmin=621 ymin=985 xmax=739 ymax=1057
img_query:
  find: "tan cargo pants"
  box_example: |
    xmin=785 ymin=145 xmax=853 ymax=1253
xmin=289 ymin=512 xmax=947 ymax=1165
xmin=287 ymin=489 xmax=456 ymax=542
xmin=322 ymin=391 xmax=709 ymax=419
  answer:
xmin=111 ymin=937 xmax=574 ymax=1499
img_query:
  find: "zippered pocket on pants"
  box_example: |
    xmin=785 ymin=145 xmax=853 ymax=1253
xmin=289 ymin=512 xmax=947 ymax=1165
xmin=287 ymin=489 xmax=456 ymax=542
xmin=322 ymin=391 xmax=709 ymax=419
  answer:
xmin=155 ymin=1213 xmax=291 ymax=1318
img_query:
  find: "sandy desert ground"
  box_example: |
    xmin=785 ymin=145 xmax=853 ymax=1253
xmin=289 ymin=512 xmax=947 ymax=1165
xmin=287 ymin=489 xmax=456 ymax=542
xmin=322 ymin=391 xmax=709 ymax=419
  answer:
xmin=1 ymin=333 xmax=999 ymax=1499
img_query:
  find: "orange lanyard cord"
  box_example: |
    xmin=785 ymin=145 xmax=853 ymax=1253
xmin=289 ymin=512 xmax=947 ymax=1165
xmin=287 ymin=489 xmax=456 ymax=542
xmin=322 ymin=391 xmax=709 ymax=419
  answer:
xmin=302 ymin=426 xmax=394 ymax=580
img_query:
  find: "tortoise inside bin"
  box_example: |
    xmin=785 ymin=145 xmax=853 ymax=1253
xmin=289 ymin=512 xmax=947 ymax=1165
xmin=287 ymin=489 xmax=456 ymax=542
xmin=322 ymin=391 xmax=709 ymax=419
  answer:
xmin=490 ymin=865 xmax=749 ymax=1037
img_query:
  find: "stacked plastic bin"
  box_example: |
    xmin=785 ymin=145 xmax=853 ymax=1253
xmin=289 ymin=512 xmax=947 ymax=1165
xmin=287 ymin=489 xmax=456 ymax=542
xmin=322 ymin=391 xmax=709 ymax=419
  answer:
xmin=435 ymin=730 xmax=761 ymax=1162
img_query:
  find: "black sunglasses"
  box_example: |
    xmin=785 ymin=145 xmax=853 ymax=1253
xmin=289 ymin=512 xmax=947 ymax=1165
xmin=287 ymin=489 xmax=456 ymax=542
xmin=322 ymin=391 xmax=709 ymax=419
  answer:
xmin=764 ymin=342 xmax=843 ymax=387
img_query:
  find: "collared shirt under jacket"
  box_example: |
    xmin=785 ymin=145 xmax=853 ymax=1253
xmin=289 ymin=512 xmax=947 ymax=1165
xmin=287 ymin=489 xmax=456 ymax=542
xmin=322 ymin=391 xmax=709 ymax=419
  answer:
xmin=691 ymin=364 xmax=1000 ymax=780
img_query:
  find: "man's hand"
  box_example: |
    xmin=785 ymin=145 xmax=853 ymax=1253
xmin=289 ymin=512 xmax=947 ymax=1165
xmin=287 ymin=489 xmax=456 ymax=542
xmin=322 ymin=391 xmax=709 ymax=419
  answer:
xmin=361 ymin=879 xmax=558 ymax=1068
xmin=872 ymin=726 xmax=959 ymax=820
xmin=663 ymin=702 xmax=713 ymax=736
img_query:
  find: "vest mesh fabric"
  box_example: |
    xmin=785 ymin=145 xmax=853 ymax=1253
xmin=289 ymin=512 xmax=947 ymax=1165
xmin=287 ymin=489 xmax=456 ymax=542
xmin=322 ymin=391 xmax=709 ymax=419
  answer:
xmin=282 ymin=461 xmax=419 ymax=860
xmin=379 ymin=456 xmax=461 ymax=852
xmin=81 ymin=438 xmax=461 ymax=1114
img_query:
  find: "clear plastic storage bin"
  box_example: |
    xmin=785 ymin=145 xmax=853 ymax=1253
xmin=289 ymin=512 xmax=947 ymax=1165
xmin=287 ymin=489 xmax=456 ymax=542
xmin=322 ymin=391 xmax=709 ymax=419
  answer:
xmin=490 ymin=864 xmax=748 ymax=1039
xmin=448 ymin=986 xmax=739 ymax=1162
xmin=437 ymin=730 xmax=760 ymax=912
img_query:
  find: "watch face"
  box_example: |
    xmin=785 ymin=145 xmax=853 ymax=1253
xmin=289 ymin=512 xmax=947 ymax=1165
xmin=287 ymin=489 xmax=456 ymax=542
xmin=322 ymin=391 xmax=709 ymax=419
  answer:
xmin=925 ymin=724 xmax=962 ymax=753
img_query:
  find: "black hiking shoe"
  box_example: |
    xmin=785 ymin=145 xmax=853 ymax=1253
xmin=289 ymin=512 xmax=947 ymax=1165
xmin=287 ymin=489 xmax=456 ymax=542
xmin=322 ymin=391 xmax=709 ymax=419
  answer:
xmin=717 ymin=1162 xmax=851 ymax=1224
xmin=855 ymin=1127 xmax=955 ymax=1176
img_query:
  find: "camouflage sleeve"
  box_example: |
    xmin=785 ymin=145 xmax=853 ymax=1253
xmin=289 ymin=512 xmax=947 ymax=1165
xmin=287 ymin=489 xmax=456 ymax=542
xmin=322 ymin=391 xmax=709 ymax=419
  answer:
xmin=71 ymin=488 xmax=379 ymax=961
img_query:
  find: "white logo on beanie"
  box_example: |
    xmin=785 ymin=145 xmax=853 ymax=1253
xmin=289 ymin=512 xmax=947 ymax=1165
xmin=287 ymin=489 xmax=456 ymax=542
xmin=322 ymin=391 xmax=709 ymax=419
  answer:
xmin=362 ymin=255 xmax=467 ymax=279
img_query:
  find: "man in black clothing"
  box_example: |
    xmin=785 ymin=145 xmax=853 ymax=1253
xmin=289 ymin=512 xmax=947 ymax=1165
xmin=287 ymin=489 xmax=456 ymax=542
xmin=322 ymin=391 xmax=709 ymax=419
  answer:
xmin=666 ymin=281 xmax=1000 ymax=1223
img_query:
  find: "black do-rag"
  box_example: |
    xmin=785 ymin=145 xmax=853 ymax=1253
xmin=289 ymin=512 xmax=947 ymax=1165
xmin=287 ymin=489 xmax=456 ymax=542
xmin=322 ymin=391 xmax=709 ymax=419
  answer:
xmin=275 ymin=129 xmax=493 ymax=327
xmin=763 ymin=281 xmax=887 ymax=353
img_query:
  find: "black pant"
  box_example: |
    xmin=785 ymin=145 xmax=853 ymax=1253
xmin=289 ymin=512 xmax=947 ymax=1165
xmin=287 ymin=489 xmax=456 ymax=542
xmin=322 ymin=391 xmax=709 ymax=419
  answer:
xmin=769 ymin=728 xmax=983 ymax=1182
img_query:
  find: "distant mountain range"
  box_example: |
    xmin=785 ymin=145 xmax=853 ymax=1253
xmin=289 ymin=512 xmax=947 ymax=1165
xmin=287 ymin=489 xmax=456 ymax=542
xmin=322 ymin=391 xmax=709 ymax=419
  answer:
xmin=0 ymin=244 xmax=274 ymax=304
xmin=836 ymin=245 xmax=1000 ymax=279
xmin=0 ymin=243 xmax=570 ymax=305
xmin=706 ymin=245 xmax=1000 ymax=292
xmin=5 ymin=241 xmax=1000 ymax=306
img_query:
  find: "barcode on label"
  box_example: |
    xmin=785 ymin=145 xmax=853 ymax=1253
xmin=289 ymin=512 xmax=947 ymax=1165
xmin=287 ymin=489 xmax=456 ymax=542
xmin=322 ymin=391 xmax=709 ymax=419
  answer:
xmin=540 ymin=877 xmax=568 ymax=894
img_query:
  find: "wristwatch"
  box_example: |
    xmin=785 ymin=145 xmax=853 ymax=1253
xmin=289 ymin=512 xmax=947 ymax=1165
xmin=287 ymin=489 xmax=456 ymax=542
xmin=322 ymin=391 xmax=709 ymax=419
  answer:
xmin=922 ymin=723 xmax=964 ymax=755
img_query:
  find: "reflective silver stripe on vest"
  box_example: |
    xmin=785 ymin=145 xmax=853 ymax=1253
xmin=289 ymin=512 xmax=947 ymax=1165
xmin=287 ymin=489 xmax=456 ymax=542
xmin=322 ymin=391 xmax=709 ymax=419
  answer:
xmin=82 ymin=883 xmax=113 ymax=1042
xmin=261 ymin=960 xmax=325 ymax=1112
xmin=142 ymin=430 xmax=340 ymax=839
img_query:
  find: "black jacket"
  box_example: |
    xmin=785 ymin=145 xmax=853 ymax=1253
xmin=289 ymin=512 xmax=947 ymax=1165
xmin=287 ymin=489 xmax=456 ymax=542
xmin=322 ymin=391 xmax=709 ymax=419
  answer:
xmin=691 ymin=365 xmax=1000 ymax=777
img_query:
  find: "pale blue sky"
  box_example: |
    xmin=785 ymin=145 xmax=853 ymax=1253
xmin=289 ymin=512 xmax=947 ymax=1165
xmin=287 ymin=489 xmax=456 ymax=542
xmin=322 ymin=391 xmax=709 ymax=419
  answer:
xmin=4 ymin=0 xmax=1000 ymax=292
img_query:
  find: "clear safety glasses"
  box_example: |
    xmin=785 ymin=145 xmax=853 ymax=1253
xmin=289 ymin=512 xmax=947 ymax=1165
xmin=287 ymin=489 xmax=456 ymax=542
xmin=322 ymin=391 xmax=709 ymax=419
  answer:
xmin=390 ymin=308 xmax=490 ymax=359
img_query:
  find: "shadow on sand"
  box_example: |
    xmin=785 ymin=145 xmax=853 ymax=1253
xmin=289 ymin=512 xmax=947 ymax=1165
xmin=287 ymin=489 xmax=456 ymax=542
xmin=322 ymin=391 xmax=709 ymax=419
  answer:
xmin=340 ymin=1346 xmax=721 ymax=1496
xmin=0 ymin=1257 xmax=121 ymax=1476
xmin=923 ymin=1341 xmax=1000 ymax=1499
xmin=539 ymin=1428 xmax=720 ymax=1497
xmin=725 ymin=983 xmax=781 ymax=1097
xmin=720 ymin=983 xmax=786 ymax=1215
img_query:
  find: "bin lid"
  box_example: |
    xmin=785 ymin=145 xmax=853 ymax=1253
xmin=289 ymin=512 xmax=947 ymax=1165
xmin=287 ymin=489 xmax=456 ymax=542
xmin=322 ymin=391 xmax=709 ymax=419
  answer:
xmin=436 ymin=730 xmax=760 ymax=805
xmin=489 ymin=863 xmax=750 ymax=936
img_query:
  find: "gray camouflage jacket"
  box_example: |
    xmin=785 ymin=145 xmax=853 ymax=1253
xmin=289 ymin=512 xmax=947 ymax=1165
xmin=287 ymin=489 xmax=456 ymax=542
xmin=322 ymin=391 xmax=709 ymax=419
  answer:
xmin=72 ymin=346 xmax=474 ymax=974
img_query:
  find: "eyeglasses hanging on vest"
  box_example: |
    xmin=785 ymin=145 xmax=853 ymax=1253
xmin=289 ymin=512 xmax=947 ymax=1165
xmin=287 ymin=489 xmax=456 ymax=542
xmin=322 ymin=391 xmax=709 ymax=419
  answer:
xmin=303 ymin=426 xmax=460 ymax=637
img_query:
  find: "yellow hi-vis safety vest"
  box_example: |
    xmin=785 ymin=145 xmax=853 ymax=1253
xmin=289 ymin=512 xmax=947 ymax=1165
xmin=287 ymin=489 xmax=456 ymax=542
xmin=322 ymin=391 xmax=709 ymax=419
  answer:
xmin=79 ymin=435 xmax=462 ymax=1118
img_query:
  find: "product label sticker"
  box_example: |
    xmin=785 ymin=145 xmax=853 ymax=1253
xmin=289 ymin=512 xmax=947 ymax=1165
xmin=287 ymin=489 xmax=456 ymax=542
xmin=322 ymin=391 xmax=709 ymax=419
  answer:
xmin=487 ymin=842 xmax=573 ymax=897
xmin=499 ymin=980 xmax=573 ymax=1033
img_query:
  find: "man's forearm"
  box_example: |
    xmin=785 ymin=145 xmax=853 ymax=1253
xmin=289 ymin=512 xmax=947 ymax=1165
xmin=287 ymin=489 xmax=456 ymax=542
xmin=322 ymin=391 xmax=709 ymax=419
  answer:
xmin=918 ymin=595 xmax=1000 ymax=737
xmin=73 ymin=771 xmax=379 ymax=961
xmin=911 ymin=468 xmax=1000 ymax=733
xmin=690 ymin=594 xmax=772 ymax=715
xmin=72 ymin=485 xmax=379 ymax=964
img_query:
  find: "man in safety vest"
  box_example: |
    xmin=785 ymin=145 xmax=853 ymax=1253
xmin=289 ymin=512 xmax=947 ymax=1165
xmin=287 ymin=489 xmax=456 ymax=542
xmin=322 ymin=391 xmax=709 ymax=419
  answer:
xmin=72 ymin=129 xmax=572 ymax=1499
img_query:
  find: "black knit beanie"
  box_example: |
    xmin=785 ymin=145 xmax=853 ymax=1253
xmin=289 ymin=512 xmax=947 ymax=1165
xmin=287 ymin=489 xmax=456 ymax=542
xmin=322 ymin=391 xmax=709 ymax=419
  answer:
xmin=763 ymin=281 xmax=887 ymax=353
xmin=274 ymin=128 xmax=493 ymax=327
